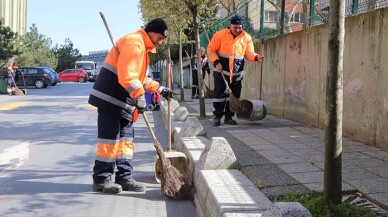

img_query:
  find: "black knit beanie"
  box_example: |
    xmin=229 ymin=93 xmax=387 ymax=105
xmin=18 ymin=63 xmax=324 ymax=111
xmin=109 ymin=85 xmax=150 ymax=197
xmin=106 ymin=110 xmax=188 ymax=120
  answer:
xmin=230 ymin=15 xmax=243 ymax=25
xmin=145 ymin=18 xmax=168 ymax=37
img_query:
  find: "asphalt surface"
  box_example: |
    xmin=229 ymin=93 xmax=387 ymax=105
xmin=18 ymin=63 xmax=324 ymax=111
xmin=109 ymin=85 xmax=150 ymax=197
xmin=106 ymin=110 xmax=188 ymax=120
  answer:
xmin=0 ymin=83 xmax=196 ymax=217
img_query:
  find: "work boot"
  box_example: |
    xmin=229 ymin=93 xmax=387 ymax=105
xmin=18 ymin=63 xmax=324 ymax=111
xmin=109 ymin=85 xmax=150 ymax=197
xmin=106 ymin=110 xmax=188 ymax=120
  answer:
xmin=224 ymin=116 xmax=237 ymax=125
xmin=213 ymin=117 xmax=221 ymax=126
xmin=116 ymin=179 xmax=146 ymax=192
xmin=93 ymin=180 xmax=122 ymax=194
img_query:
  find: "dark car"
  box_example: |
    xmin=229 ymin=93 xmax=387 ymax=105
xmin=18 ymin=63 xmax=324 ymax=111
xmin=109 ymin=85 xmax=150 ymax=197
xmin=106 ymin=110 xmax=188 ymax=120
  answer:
xmin=16 ymin=67 xmax=54 ymax=88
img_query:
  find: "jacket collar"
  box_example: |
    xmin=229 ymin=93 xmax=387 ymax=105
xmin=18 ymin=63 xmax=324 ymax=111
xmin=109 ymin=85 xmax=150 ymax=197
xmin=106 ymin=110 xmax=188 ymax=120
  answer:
xmin=138 ymin=29 xmax=157 ymax=53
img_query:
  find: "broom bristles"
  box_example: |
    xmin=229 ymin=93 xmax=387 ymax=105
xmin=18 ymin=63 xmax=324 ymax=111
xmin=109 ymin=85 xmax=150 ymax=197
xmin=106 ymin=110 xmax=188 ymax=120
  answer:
xmin=154 ymin=141 xmax=192 ymax=200
xmin=228 ymin=94 xmax=244 ymax=113
xmin=161 ymin=161 xmax=192 ymax=199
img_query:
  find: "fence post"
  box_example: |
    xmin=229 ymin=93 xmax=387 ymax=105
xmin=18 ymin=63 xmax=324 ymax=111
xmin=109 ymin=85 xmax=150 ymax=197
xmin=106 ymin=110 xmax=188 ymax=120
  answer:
xmin=352 ymin=0 xmax=359 ymax=14
xmin=280 ymin=0 xmax=286 ymax=34
xmin=260 ymin=0 xmax=264 ymax=38
xmin=309 ymin=0 xmax=316 ymax=26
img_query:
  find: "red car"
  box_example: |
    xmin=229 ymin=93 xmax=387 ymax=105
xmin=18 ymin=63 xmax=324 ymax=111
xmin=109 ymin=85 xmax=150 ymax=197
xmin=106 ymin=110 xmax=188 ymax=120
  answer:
xmin=58 ymin=69 xmax=88 ymax=82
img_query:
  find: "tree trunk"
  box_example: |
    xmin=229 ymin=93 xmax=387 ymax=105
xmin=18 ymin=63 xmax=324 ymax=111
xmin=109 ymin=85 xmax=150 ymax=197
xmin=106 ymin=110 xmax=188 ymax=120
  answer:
xmin=179 ymin=29 xmax=185 ymax=101
xmin=324 ymin=0 xmax=345 ymax=206
xmin=193 ymin=11 xmax=206 ymax=116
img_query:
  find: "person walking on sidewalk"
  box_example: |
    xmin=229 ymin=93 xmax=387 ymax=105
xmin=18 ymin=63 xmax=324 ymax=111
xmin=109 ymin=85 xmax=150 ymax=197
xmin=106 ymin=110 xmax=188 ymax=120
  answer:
xmin=191 ymin=47 xmax=210 ymax=99
xmin=207 ymin=15 xmax=264 ymax=126
xmin=88 ymin=18 xmax=172 ymax=194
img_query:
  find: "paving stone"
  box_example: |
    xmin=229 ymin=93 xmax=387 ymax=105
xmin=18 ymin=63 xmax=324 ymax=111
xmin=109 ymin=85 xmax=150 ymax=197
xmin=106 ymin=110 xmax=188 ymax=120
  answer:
xmin=363 ymin=150 xmax=388 ymax=160
xmin=238 ymin=156 xmax=273 ymax=167
xmin=342 ymin=152 xmax=373 ymax=160
xmin=250 ymin=144 xmax=283 ymax=151
xmin=288 ymin=171 xmax=324 ymax=184
xmin=276 ymin=143 xmax=310 ymax=150
xmin=342 ymin=168 xmax=382 ymax=180
xmin=265 ymin=155 xmax=305 ymax=164
xmin=258 ymin=150 xmax=292 ymax=157
xmin=278 ymin=163 xmax=322 ymax=174
xmin=242 ymin=165 xmax=299 ymax=187
xmin=304 ymin=182 xmax=356 ymax=192
xmin=345 ymin=158 xmax=386 ymax=168
xmin=365 ymin=166 xmax=388 ymax=178
xmin=287 ymin=148 xmax=322 ymax=156
xmin=346 ymin=178 xmax=388 ymax=194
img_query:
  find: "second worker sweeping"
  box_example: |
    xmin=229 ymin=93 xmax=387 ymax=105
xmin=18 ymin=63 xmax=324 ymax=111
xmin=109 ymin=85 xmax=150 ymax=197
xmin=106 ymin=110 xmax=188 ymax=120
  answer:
xmin=207 ymin=15 xmax=264 ymax=126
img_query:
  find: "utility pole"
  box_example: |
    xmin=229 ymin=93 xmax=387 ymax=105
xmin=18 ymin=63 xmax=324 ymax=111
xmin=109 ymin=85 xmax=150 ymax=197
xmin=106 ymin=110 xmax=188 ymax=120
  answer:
xmin=324 ymin=0 xmax=345 ymax=205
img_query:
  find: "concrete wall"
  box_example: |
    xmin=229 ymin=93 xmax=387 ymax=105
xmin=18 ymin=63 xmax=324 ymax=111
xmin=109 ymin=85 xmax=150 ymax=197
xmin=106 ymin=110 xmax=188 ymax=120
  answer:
xmin=242 ymin=7 xmax=388 ymax=151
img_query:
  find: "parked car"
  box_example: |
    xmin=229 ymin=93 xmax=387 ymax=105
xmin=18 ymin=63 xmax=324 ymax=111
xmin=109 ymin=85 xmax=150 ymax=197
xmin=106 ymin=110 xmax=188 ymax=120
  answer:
xmin=58 ymin=69 xmax=88 ymax=83
xmin=42 ymin=67 xmax=60 ymax=85
xmin=16 ymin=67 xmax=54 ymax=88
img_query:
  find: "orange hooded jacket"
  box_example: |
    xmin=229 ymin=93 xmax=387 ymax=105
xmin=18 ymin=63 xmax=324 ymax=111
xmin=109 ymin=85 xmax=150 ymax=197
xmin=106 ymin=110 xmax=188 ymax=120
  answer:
xmin=207 ymin=28 xmax=258 ymax=83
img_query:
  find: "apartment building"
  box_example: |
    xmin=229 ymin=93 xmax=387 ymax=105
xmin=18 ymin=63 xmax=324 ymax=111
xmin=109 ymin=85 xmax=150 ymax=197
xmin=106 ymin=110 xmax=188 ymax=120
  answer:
xmin=0 ymin=0 xmax=28 ymax=35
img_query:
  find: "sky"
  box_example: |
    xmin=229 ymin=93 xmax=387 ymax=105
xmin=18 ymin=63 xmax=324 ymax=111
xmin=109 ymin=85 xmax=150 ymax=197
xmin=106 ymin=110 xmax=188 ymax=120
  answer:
xmin=27 ymin=0 xmax=143 ymax=55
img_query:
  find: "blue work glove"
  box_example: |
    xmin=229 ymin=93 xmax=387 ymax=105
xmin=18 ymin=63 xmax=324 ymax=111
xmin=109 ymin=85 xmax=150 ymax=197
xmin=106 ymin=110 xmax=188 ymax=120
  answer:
xmin=135 ymin=94 xmax=146 ymax=114
xmin=158 ymin=86 xmax=173 ymax=99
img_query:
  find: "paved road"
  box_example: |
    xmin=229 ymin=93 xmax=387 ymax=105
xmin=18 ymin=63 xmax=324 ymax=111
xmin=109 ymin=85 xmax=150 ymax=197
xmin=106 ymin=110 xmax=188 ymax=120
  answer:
xmin=0 ymin=83 xmax=196 ymax=217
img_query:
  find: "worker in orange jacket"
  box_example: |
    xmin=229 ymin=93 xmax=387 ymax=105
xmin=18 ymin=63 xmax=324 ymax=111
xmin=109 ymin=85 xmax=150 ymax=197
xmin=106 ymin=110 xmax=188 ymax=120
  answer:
xmin=207 ymin=15 xmax=264 ymax=126
xmin=88 ymin=18 xmax=172 ymax=194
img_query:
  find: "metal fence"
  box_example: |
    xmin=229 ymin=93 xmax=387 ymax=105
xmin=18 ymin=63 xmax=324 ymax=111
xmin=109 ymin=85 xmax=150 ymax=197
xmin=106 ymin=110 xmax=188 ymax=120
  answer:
xmin=200 ymin=0 xmax=388 ymax=48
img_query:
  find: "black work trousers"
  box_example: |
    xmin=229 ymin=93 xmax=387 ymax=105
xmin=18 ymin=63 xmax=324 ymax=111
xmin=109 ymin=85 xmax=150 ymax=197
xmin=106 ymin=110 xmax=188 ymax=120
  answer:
xmin=212 ymin=71 xmax=242 ymax=118
xmin=93 ymin=109 xmax=135 ymax=183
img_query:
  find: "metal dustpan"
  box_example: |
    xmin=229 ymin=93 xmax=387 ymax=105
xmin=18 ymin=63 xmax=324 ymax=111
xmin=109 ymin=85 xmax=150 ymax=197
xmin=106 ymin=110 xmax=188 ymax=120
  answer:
xmin=155 ymin=46 xmax=190 ymax=183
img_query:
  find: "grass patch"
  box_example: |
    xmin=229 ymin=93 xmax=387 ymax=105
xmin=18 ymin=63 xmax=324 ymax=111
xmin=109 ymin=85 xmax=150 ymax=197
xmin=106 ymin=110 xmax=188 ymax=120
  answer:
xmin=270 ymin=191 xmax=377 ymax=217
xmin=193 ymin=114 xmax=213 ymax=120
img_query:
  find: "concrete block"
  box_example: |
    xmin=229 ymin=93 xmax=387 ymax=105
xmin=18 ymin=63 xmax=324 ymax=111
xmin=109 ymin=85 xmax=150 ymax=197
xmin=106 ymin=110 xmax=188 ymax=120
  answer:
xmin=197 ymin=170 xmax=272 ymax=217
xmin=180 ymin=117 xmax=203 ymax=137
xmin=262 ymin=202 xmax=312 ymax=217
xmin=196 ymin=137 xmax=238 ymax=173
xmin=174 ymin=106 xmax=189 ymax=121
xmin=170 ymin=99 xmax=180 ymax=112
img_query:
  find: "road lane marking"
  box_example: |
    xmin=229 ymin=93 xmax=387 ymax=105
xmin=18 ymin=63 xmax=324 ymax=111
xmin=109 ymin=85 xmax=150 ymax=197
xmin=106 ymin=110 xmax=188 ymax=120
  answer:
xmin=0 ymin=141 xmax=30 ymax=177
xmin=0 ymin=101 xmax=31 ymax=110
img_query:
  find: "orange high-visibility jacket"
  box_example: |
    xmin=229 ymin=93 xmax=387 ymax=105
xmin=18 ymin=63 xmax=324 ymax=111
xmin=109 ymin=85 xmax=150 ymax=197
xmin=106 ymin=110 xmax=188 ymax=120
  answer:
xmin=89 ymin=29 xmax=160 ymax=122
xmin=207 ymin=28 xmax=258 ymax=83
xmin=105 ymin=29 xmax=160 ymax=99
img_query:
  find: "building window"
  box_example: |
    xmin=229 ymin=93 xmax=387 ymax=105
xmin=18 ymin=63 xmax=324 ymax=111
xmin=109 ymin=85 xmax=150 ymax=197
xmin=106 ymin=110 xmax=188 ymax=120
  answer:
xmin=264 ymin=11 xmax=279 ymax=23
xmin=290 ymin=12 xmax=306 ymax=23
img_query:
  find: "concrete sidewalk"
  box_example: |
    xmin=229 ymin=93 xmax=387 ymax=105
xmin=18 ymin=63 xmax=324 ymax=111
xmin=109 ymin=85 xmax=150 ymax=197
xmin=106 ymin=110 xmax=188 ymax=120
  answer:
xmin=177 ymin=88 xmax=388 ymax=211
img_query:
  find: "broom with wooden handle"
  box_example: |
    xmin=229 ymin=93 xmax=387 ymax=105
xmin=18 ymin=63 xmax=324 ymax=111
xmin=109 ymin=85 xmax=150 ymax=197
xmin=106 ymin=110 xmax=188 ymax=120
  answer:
xmin=99 ymin=12 xmax=190 ymax=199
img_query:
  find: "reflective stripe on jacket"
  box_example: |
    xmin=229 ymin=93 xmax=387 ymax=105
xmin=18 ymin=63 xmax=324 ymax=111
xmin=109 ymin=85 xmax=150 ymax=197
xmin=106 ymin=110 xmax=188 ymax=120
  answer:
xmin=88 ymin=28 xmax=160 ymax=122
xmin=207 ymin=28 xmax=257 ymax=83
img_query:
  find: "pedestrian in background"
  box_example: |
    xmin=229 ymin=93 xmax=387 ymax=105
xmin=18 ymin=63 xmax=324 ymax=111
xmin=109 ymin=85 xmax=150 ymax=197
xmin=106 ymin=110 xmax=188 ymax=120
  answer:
xmin=88 ymin=18 xmax=172 ymax=194
xmin=207 ymin=15 xmax=264 ymax=126
xmin=6 ymin=62 xmax=18 ymax=96
xmin=191 ymin=47 xmax=210 ymax=99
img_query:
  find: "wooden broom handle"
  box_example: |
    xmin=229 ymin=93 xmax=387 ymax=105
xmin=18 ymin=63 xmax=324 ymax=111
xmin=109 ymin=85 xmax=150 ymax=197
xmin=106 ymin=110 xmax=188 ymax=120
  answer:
xmin=166 ymin=46 xmax=172 ymax=151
